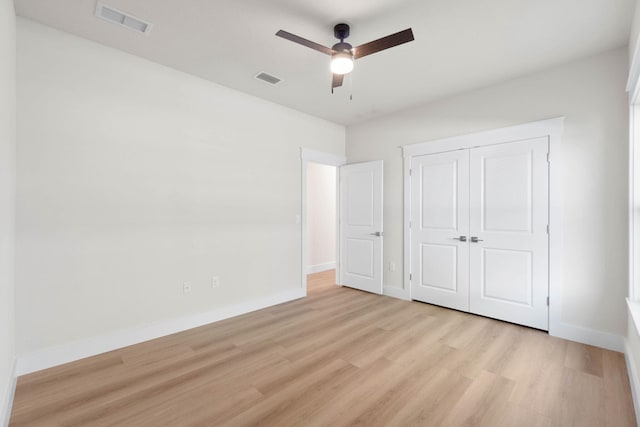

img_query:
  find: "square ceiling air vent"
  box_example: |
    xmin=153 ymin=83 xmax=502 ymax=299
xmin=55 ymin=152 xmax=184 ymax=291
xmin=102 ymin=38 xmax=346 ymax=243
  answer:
xmin=95 ymin=2 xmax=153 ymax=35
xmin=255 ymin=72 xmax=282 ymax=86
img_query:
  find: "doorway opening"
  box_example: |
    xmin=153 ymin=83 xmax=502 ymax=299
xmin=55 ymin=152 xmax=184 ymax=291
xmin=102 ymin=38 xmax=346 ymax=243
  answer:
xmin=306 ymin=162 xmax=337 ymax=291
xmin=300 ymin=148 xmax=346 ymax=294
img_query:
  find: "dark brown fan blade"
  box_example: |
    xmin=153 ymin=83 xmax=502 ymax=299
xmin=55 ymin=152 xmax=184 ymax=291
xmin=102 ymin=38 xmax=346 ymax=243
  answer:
xmin=276 ymin=30 xmax=335 ymax=56
xmin=332 ymin=73 xmax=344 ymax=91
xmin=353 ymin=28 xmax=414 ymax=59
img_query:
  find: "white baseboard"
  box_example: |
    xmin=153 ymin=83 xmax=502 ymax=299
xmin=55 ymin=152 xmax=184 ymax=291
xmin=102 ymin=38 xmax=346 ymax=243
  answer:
xmin=1 ymin=359 xmax=16 ymax=427
xmin=624 ymin=339 xmax=640 ymax=427
xmin=383 ymin=286 xmax=411 ymax=301
xmin=549 ymin=321 xmax=624 ymax=352
xmin=16 ymin=288 xmax=305 ymax=376
xmin=307 ymin=262 xmax=336 ymax=274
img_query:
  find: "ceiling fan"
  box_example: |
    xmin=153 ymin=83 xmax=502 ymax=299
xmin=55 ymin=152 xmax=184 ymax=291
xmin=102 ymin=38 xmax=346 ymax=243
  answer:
xmin=276 ymin=23 xmax=414 ymax=93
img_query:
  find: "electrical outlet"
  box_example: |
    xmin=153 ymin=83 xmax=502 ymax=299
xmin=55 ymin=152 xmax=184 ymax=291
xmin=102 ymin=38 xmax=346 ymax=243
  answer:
xmin=389 ymin=261 xmax=396 ymax=272
xmin=183 ymin=282 xmax=192 ymax=294
xmin=212 ymin=276 xmax=220 ymax=288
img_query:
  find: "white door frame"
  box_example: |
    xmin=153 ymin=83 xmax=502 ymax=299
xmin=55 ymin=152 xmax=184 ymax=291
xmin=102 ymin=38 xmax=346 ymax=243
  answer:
xmin=300 ymin=148 xmax=346 ymax=294
xmin=627 ymin=48 xmax=640 ymax=305
xmin=402 ymin=117 xmax=564 ymax=334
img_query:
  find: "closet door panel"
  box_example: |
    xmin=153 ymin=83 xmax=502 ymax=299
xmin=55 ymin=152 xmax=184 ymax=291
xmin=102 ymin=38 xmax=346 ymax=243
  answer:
xmin=410 ymin=150 xmax=470 ymax=311
xmin=468 ymin=138 xmax=549 ymax=330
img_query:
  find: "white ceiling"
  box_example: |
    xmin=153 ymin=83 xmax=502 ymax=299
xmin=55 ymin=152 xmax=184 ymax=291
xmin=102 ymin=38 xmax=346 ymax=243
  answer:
xmin=15 ymin=0 xmax=635 ymax=125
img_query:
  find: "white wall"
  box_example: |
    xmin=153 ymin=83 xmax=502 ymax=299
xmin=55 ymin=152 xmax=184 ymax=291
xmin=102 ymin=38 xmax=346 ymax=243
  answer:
xmin=346 ymin=48 xmax=629 ymax=337
xmin=0 ymin=0 xmax=16 ymax=422
xmin=16 ymin=19 xmax=345 ymax=358
xmin=306 ymin=162 xmax=336 ymax=272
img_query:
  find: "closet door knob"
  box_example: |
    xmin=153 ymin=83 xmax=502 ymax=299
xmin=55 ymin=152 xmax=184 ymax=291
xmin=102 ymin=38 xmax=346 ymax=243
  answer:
xmin=452 ymin=236 xmax=467 ymax=242
xmin=471 ymin=236 xmax=484 ymax=243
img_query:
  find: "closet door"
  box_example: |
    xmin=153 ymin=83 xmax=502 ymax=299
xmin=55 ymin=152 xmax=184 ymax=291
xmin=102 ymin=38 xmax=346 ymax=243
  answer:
xmin=410 ymin=150 xmax=470 ymax=311
xmin=468 ymin=138 xmax=549 ymax=330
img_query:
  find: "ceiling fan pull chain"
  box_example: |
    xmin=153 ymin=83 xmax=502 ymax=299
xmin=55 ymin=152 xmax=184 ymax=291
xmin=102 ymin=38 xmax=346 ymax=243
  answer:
xmin=349 ymin=71 xmax=353 ymax=101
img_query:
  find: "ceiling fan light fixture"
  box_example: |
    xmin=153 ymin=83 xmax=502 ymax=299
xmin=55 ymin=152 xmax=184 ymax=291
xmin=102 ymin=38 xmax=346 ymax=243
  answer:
xmin=330 ymin=51 xmax=354 ymax=75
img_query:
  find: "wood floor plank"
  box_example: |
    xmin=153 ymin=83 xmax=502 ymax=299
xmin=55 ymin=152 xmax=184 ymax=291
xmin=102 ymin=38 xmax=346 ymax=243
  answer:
xmin=564 ymin=340 xmax=604 ymax=377
xmin=439 ymin=370 xmax=515 ymax=426
xmin=559 ymin=367 xmax=607 ymax=427
xmin=508 ymin=354 xmax=565 ymax=420
xmin=347 ymin=312 xmax=436 ymax=368
xmin=344 ymin=344 xmax=457 ymax=426
xmin=9 ymin=270 xmax=637 ymax=426
xmin=301 ymin=357 xmax=405 ymax=427
xmin=489 ymin=402 xmax=553 ymax=427
xmin=224 ymin=358 xmax=359 ymax=427
xmin=385 ymin=368 xmax=474 ymax=426
xmin=602 ymin=349 xmax=637 ymax=427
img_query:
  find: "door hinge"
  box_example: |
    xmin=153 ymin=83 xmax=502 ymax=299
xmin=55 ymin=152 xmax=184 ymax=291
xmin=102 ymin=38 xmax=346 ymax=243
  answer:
xmin=410 ymin=273 xmax=412 ymax=281
xmin=546 ymin=224 xmax=549 ymax=234
xmin=409 ymin=168 xmax=412 ymax=176
xmin=546 ymin=296 xmax=549 ymax=306
xmin=546 ymin=152 xmax=550 ymax=163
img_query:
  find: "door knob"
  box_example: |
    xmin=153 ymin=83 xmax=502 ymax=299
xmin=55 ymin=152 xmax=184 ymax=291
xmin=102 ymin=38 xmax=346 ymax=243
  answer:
xmin=453 ymin=236 xmax=467 ymax=242
xmin=370 ymin=231 xmax=384 ymax=237
xmin=471 ymin=236 xmax=484 ymax=243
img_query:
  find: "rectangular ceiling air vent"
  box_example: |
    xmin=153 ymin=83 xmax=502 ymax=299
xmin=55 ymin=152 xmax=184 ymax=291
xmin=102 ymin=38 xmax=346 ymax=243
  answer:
xmin=255 ymin=72 xmax=282 ymax=85
xmin=95 ymin=2 xmax=153 ymax=35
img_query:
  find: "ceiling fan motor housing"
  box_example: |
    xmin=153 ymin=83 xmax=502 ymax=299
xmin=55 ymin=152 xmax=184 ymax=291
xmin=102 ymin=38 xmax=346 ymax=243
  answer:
xmin=332 ymin=42 xmax=353 ymax=53
xmin=334 ymin=23 xmax=350 ymax=41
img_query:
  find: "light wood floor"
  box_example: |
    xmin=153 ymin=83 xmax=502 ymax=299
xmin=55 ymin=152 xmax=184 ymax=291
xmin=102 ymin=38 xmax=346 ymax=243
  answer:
xmin=10 ymin=270 xmax=637 ymax=426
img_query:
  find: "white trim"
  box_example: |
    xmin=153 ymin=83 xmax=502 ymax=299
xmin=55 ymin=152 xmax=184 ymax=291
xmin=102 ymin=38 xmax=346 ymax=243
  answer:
xmin=625 ymin=339 xmax=640 ymax=426
xmin=630 ymin=37 xmax=640 ymax=309
xmin=630 ymin=298 xmax=640 ymax=336
xmin=402 ymin=117 xmax=564 ymax=158
xmin=628 ymin=37 xmax=640 ymax=103
xmin=546 ymin=119 xmax=565 ymax=339
xmin=307 ymin=262 xmax=336 ymax=274
xmin=631 ymin=106 xmax=640 ymax=304
xmin=625 ymin=50 xmax=640 ymax=424
xmin=16 ymin=288 xmax=304 ymax=376
xmin=631 ymin=106 xmax=636 ymax=303
xmin=300 ymin=148 xmax=346 ymax=166
xmin=549 ymin=322 xmax=623 ymax=353
xmin=402 ymin=118 xmax=564 ymax=334
xmin=1 ymin=360 xmax=16 ymax=427
xmin=403 ymin=153 xmax=412 ymax=299
xmin=625 ymin=299 xmax=640 ymax=425
xmin=383 ymin=286 xmax=410 ymax=301
xmin=300 ymin=148 xmax=346 ymax=294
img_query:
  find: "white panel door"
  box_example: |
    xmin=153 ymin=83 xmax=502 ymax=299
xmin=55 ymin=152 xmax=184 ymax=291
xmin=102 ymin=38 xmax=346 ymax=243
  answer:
xmin=469 ymin=138 xmax=549 ymax=330
xmin=410 ymin=150 xmax=470 ymax=311
xmin=339 ymin=161 xmax=383 ymax=294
